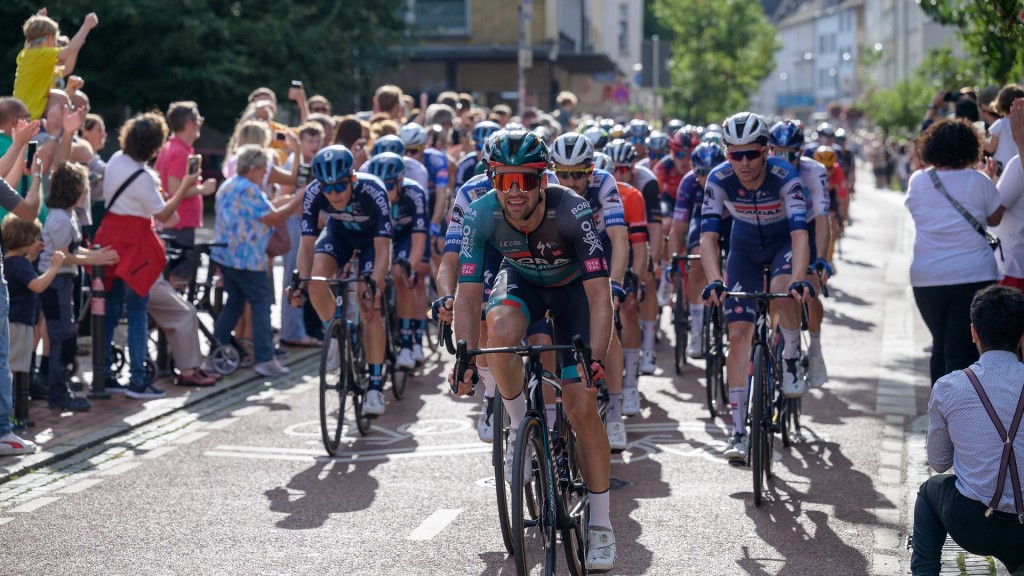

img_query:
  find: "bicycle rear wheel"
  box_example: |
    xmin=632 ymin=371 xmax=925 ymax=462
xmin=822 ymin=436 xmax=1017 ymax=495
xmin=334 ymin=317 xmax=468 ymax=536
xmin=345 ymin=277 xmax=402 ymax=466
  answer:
xmin=673 ymin=278 xmax=688 ymax=375
xmin=512 ymin=416 xmax=556 ymax=576
xmin=319 ymin=320 xmax=348 ymax=456
xmin=493 ymin=397 xmax=514 ymax=556
xmin=750 ymin=343 xmax=772 ymax=506
xmin=704 ymin=306 xmax=727 ymax=419
xmin=561 ymin=425 xmax=588 ymax=576
xmin=350 ymin=323 xmax=372 ymax=436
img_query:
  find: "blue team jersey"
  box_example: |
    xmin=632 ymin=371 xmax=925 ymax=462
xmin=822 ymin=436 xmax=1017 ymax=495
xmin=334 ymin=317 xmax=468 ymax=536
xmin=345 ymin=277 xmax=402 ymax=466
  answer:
xmin=701 ymin=156 xmax=806 ymax=245
xmin=424 ymin=148 xmax=449 ymax=195
xmin=672 ymin=170 xmax=704 ymax=225
xmin=454 ymin=153 xmax=479 ymax=189
xmin=301 ymin=172 xmax=392 ymax=239
xmin=392 ymin=177 xmax=429 ymax=238
xmin=584 ymin=169 xmax=626 ymax=235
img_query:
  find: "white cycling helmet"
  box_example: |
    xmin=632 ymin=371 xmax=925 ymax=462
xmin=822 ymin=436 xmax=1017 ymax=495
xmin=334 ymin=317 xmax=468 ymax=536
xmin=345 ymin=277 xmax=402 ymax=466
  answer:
xmin=722 ymin=112 xmax=768 ymax=147
xmin=592 ymin=151 xmax=613 ymax=173
xmin=551 ymin=133 xmax=594 ymax=167
xmin=399 ymin=122 xmax=428 ymax=148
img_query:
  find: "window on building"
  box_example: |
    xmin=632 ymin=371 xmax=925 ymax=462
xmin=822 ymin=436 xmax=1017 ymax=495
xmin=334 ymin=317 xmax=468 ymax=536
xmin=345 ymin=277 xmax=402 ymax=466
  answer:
xmin=619 ymin=4 xmax=629 ymax=54
xmin=412 ymin=0 xmax=469 ymax=37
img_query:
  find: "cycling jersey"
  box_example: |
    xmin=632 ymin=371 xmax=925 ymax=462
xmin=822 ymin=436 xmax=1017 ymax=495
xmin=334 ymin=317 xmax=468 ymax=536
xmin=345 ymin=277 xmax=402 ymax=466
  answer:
xmin=654 ymin=156 xmax=684 ymax=216
xmin=454 ymin=152 xmax=480 ymax=189
xmin=796 ymin=157 xmax=829 ymax=264
xmin=636 ymin=157 xmax=651 ymax=170
xmin=391 ymin=178 xmax=429 ymax=264
xmin=423 ymin=148 xmax=450 ymax=196
xmin=459 ymin=186 xmax=608 ymax=287
xmin=633 ymin=165 xmax=662 ymax=226
xmin=301 ymin=173 xmax=391 ymax=271
xmin=616 ymin=182 xmax=648 ymax=246
xmin=403 ymin=157 xmax=429 ymax=197
xmin=672 ymin=170 xmax=732 ymax=252
xmin=701 ymin=156 xmax=807 ymax=248
xmin=583 ymin=169 xmax=626 ymax=236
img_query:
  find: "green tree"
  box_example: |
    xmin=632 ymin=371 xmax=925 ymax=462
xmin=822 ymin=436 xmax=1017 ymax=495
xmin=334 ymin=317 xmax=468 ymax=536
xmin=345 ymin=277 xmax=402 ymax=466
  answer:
xmin=652 ymin=0 xmax=777 ymax=125
xmin=918 ymin=0 xmax=1024 ymax=85
xmin=0 ymin=0 xmax=408 ymax=134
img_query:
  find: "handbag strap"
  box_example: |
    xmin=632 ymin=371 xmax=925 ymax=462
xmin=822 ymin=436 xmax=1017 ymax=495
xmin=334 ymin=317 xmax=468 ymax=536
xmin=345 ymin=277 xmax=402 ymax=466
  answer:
xmin=106 ymin=169 xmax=146 ymax=212
xmin=963 ymin=367 xmax=1024 ymax=522
xmin=926 ymin=168 xmax=989 ymax=239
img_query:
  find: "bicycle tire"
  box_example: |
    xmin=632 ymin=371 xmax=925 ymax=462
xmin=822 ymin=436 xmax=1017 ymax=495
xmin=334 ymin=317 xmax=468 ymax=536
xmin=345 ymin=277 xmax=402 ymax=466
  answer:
xmin=492 ymin=397 xmax=515 ymax=556
xmin=319 ymin=320 xmax=347 ymax=456
xmin=704 ymin=306 xmax=727 ymax=419
xmin=511 ymin=416 xmax=556 ymax=576
xmin=673 ymin=278 xmax=688 ymax=375
xmin=561 ymin=424 xmax=588 ymax=576
xmin=751 ymin=343 xmax=771 ymax=506
xmin=392 ymin=366 xmax=409 ymax=400
xmin=350 ymin=323 xmax=372 ymax=436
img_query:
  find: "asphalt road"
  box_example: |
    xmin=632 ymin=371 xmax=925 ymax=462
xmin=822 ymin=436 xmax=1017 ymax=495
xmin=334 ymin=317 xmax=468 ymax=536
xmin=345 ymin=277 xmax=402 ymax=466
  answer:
xmin=0 ymin=182 xmax=930 ymax=575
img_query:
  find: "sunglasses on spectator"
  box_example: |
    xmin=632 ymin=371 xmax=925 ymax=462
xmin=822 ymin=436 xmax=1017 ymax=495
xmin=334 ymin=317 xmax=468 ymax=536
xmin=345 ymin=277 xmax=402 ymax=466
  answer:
xmin=554 ymin=168 xmax=592 ymax=181
xmin=493 ymin=171 xmax=541 ymax=193
xmin=769 ymin=149 xmax=801 ymax=162
xmin=324 ymin=179 xmax=352 ymax=194
xmin=727 ymin=148 xmax=764 ymax=162
xmin=613 ymin=165 xmax=633 ymax=174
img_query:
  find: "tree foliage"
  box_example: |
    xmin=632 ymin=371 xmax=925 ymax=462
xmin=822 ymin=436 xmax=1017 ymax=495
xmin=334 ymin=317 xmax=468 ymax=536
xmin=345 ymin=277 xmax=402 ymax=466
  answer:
xmin=652 ymin=0 xmax=778 ymax=125
xmin=0 ymin=0 xmax=408 ymax=133
xmin=918 ymin=0 xmax=1024 ymax=85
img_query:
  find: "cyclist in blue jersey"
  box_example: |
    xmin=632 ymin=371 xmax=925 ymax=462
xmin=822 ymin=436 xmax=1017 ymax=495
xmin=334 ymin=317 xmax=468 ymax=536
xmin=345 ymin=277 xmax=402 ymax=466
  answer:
xmin=667 ymin=142 xmax=728 ymax=359
xmin=366 ymin=152 xmax=428 ymax=370
xmin=293 ymin=145 xmax=393 ymax=416
xmin=768 ymin=120 xmax=832 ymax=387
xmin=454 ymin=121 xmax=501 ymax=189
xmin=407 ymin=123 xmax=452 ymax=230
xmin=450 ymin=130 xmax=617 ymax=572
xmin=626 ymin=120 xmax=652 ymax=168
xmin=699 ymin=112 xmax=815 ymax=462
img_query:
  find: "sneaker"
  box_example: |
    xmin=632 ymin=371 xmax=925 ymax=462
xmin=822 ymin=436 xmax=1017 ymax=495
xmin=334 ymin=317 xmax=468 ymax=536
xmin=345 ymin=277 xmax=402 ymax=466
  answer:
xmin=101 ymin=377 xmax=130 ymax=395
xmin=656 ymin=269 xmax=673 ymax=307
xmin=782 ymin=358 xmax=807 ymax=398
xmin=723 ymin=433 xmax=749 ymax=462
xmin=606 ymin=420 xmax=627 ymax=451
xmin=255 ymin=359 xmax=290 ymax=378
xmin=363 ymin=389 xmax=386 ymax=416
xmin=586 ymin=526 xmax=617 ymax=572
xmin=176 ymin=371 xmax=217 ymax=387
xmin=412 ymin=343 xmax=425 ymax=365
xmin=686 ymin=336 xmax=704 ymax=359
xmin=622 ymin=388 xmax=640 ymax=416
xmin=395 ymin=347 xmax=416 ymax=370
xmin=0 ymin=432 xmax=38 ymax=456
xmin=639 ymin=350 xmax=656 ymax=375
xmin=807 ymin=354 xmax=828 ymax=388
xmin=48 ymin=393 xmax=92 ymax=411
xmin=125 ymin=385 xmax=166 ymax=400
xmin=477 ymin=396 xmax=494 ymax=443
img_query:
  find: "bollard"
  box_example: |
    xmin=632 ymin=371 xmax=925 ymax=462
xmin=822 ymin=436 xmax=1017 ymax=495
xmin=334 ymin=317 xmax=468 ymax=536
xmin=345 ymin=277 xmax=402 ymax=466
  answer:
xmin=12 ymin=371 xmax=33 ymax=429
xmin=88 ymin=260 xmax=110 ymax=399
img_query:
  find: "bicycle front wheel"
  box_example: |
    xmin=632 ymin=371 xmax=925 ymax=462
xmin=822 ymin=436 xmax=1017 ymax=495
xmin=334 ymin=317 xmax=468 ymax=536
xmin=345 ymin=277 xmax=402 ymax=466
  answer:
xmin=493 ymin=397 xmax=514 ymax=555
xmin=511 ymin=416 xmax=556 ymax=576
xmin=673 ymin=278 xmax=688 ymax=375
xmin=561 ymin=425 xmax=588 ymax=576
xmin=750 ymin=343 xmax=772 ymax=506
xmin=319 ymin=320 xmax=348 ymax=456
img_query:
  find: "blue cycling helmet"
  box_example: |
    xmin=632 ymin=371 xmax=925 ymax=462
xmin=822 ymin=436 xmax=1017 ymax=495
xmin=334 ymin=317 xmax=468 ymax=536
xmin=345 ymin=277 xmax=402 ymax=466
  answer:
xmin=625 ymin=119 xmax=651 ymax=143
xmin=371 ymin=134 xmax=405 ymax=156
xmin=768 ymin=120 xmax=803 ymax=149
xmin=690 ymin=142 xmax=726 ymax=175
xmin=365 ymin=152 xmax=406 ymax=184
xmin=472 ymin=121 xmax=501 ymax=151
xmin=646 ymin=130 xmax=670 ymax=154
xmin=311 ymin=145 xmax=354 ymax=185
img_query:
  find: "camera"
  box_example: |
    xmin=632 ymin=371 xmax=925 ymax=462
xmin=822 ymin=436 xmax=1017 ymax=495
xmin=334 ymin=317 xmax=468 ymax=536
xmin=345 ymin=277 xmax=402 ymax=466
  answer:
xmin=25 ymin=141 xmax=38 ymax=169
xmin=274 ymin=131 xmax=287 ymax=142
xmin=187 ymin=154 xmax=201 ymax=176
xmin=291 ymin=80 xmax=303 ymax=88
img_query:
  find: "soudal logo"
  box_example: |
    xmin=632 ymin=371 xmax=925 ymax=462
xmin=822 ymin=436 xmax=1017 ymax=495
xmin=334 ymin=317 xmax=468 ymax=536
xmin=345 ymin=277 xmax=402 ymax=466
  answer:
xmin=584 ymin=258 xmax=604 ymax=273
xmin=460 ymin=263 xmax=477 ymax=276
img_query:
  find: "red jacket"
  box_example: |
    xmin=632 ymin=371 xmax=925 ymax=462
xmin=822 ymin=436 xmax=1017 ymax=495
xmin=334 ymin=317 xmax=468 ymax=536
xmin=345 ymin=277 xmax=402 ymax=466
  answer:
xmin=93 ymin=214 xmax=166 ymax=297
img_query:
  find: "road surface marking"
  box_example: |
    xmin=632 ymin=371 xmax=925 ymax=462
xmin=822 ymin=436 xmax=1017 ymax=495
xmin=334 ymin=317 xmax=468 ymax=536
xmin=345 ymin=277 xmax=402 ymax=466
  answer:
xmin=205 ymin=443 xmax=491 ymax=464
xmin=0 ymin=518 xmax=13 ymax=526
xmin=408 ymin=509 xmax=462 ymax=540
xmin=203 ymin=418 xmax=240 ymax=430
xmin=8 ymin=497 xmax=60 ymax=513
xmin=172 ymin=431 xmax=210 ymax=445
xmin=55 ymin=478 xmax=105 ymax=494
xmin=141 ymin=446 xmax=178 ymax=460
xmin=98 ymin=461 xmax=142 ymax=476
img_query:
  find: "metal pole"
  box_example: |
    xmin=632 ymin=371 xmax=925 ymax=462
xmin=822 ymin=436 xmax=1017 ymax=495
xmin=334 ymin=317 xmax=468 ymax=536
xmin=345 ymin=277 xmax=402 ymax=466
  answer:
xmin=88 ymin=258 xmax=109 ymax=399
xmin=652 ymin=35 xmax=660 ymax=126
xmin=518 ymin=2 xmax=527 ymax=117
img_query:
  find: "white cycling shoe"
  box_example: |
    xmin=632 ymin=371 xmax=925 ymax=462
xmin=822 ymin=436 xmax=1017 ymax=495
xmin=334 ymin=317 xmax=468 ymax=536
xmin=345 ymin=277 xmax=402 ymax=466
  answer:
xmin=622 ymin=388 xmax=640 ymax=416
xmin=586 ymin=526 xmax=617 ymax=572
xmin=782 ymin=358 xmax=807 ymax=398
xmin=807 ymin=354 xmax=828 ymax=388
xmin=363 ymin=389 xmax=386 ymax=416
xmin=606 ymin=420 xmax=627 ymax=451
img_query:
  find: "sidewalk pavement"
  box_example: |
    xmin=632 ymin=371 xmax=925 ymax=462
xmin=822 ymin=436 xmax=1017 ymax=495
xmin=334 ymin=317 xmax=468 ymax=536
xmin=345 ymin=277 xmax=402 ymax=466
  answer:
xmin=0 ymin=344 xmax=319 ymax=483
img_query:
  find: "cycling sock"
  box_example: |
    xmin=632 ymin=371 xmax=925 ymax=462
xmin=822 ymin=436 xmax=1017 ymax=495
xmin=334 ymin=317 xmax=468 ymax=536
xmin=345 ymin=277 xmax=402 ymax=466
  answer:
xmin=502 ymin=390 xmax=527 ymax=433
xmin=545 ymin=403 xmax=556 ymax=429
xmin=781 ymin=327 xmax=800 ymax=359
xmin=478 ymin=365 xmax=496 ymax=398
xmin=808 ymin=331 xmax=822 ymax=357
xmin=588 ymin=489 xmax=611 ymax=529
xmin=412 ymin=319 xmax=424 ymax=346
xmin=608 ymin=392 xmax=623 ymax=421
xmin=641 ymin=320 xmax=657 ymax=352
xmin=368 ymin=363 xmax=384 ymax=391
xmin=689 ymin=304 xmax=704 ymax=333
xmin=400 ymin=319 xmax=413 ymax=349
xmin=730 ymin=387 xmax=747 ymax=436
xmin=623 ymin=349 xmax=640 ymax=389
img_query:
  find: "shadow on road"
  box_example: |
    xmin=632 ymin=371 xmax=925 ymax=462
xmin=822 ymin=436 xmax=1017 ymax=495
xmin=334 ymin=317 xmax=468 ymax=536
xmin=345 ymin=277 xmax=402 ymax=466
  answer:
xmin=265 ymin=457 xmax=383 ymax=530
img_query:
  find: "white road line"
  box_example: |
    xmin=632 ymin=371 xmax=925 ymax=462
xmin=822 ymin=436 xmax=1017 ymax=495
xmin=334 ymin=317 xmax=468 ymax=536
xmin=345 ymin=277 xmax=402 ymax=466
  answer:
xmin=8 ymin=497 xmax=60 ymax=513
xmin=0 ymin=517 xmax=13 ymax=526
xmin=98 ymin=461 xmax=142 ymax=476
xmin=172 ymin=431 xmax=210 ymax=445
xmin=55 ymin=478 xmax=105 ymax=494
xmin=205 ymin=444 xmax=492 ymax=464
xmin=203 ymin=418 xmax=240 ymax=430
xmin=408 ymin=509 xmax=462 ymax=541
xmin=141 ymin=446 xmax=178 ymax=460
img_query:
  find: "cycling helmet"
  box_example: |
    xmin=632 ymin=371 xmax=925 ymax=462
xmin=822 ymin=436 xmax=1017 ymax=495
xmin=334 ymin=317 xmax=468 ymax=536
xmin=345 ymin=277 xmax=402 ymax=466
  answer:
xmin=670 ymin=127 xmax=701 ymax=152
xmin=722 ymin=112 xmax=768 ymax=147
xmin=702 ymin=131 xmax=724 ymax=146
xmin=598 ymin=118 xmax=617 ymax=133
xmin=505 ymin=121 xmax=526 ymax=131
xmin=646 ymin=130 xmax=670 ymax=154
xmin=489 ymin=130 xmax=550 ymax=169
xmin=583 ymin=126 xmax=609 ymax=149
xmin=605 ymin=139 xmax=638 ymax=166
xmin=593 ymin=151 xmax=613 ymax=173
xmin=311 ymin=145 xmax=354 ymax=185
xmin=690 ymin=142 xmax=726 ymax=174
xmin=816 ymin=122 xmax=835 ymax=138
xmin=533 ymin=125 xmax=553 ymax=146
xmin=551 ymin=133 xmax=595 ymax=167
xmin=480 ymin=131 xmax=503 ymax=164
xmin=371 ymin=134 xmax=405 ymax=156
xmin=472 ymin=121 xmax=501 ymax=150
xmin=706 ymin=123 xmax=723 ymax=134
xmin=608 ymin=124 xmax=625 ymax=139
xmin=365 ymin=152 xmax=406 ymax=184
xmin=813 ymin=145 xmax=838 ymax=167
xmin=767 ymin=120 xmax=803 ymax=149
xmin=625 ymin=119 xmax=651 ymax=143
xmin=664 ymin=119 xmax=685 ymax=136
xmin=399 ymin=122 xmax=428 ymax=149
xmin=834 ymin=128 xmax=847 ymax=143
